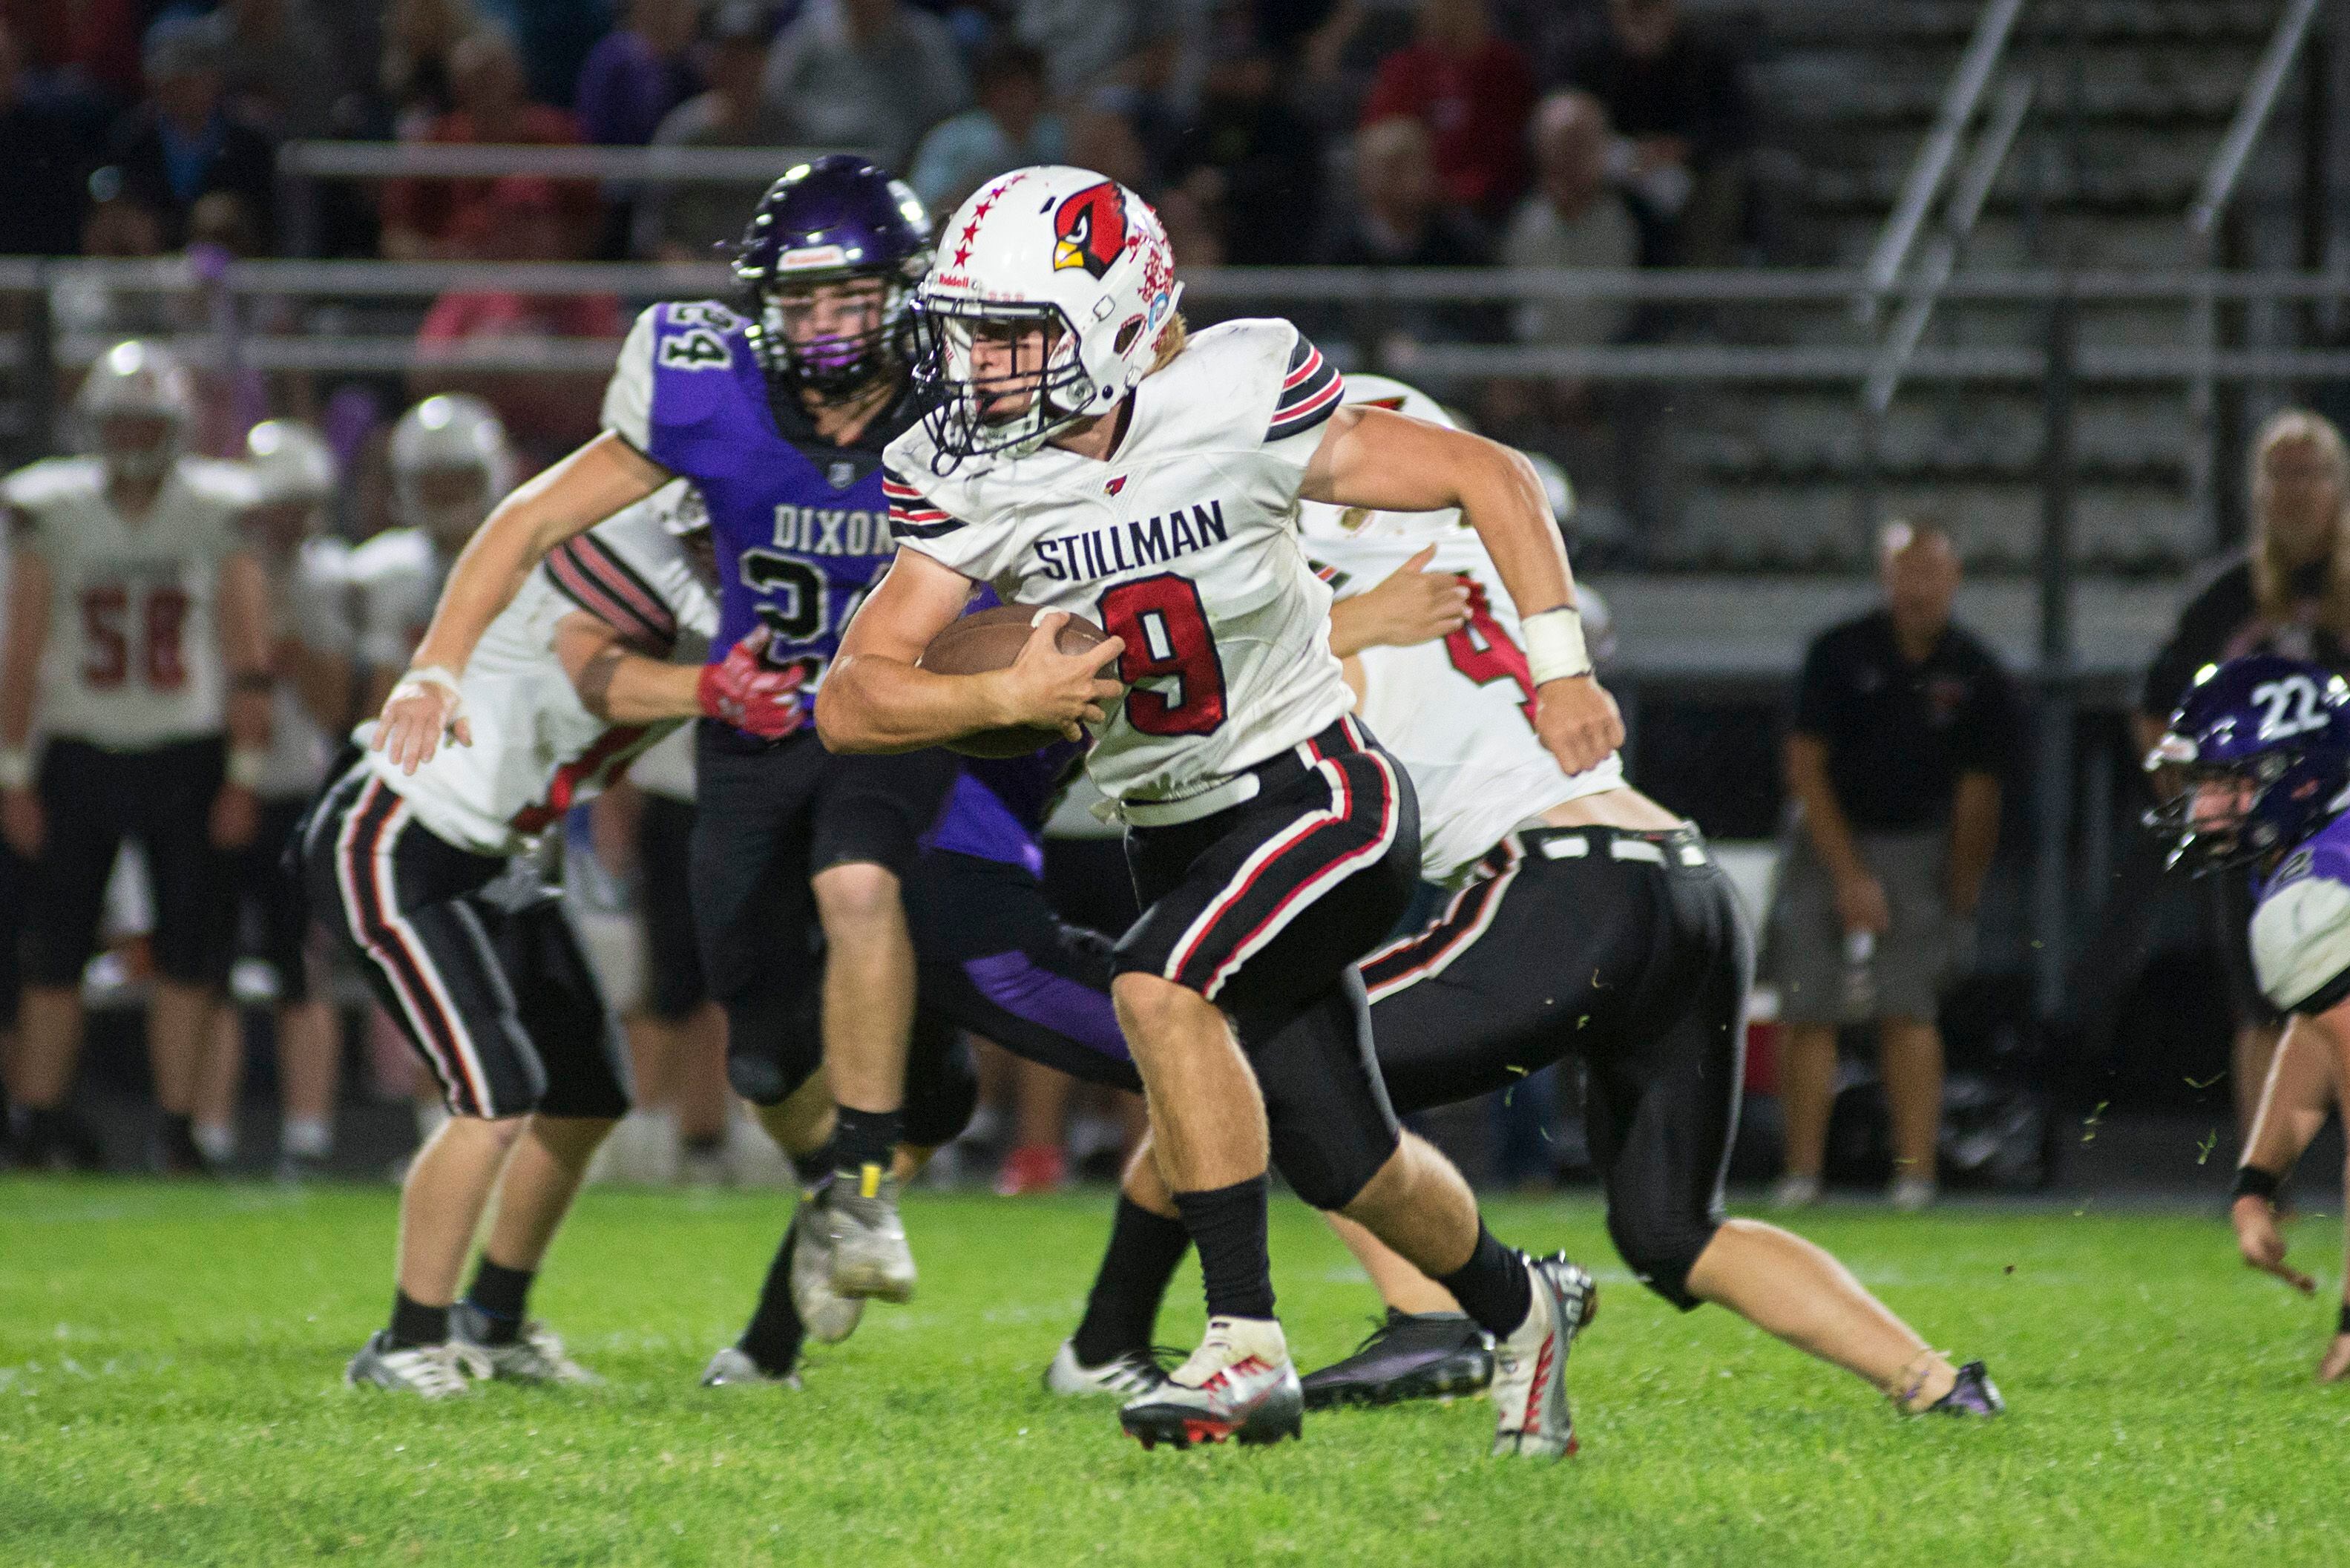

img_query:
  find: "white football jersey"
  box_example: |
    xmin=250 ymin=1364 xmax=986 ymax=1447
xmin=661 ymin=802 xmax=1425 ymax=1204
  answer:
xmin=345 ymin=526 xmax=447 ymax=673
xmin=4 ymin=455 xmax=252 ymax=750
xmin=884 ymin=318 xmax=1353 ymax=803
xmin=359 ymin=493 xmax=716 ymax=856
xmin=628 ymin=721 xmax=696 ymax=801
xmin=1300 ymin=512 xmax=1623 ymax=887
xmin=255 ymin=535 xmax=354 ymax=799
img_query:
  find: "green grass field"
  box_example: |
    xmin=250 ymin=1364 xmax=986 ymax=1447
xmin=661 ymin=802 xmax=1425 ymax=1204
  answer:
xmin=2 ymin=1178 xmax=2346 ymax=1568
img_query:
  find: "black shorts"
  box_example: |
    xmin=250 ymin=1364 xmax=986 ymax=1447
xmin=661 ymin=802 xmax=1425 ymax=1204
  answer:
xmin=906 ymin=847 xmax=1141 ymax=1093
xmin=236 ymin=796 xmax=318 ymax=1005
xmin=1114 ymin=716 xmax=1422 ymax=1211
xmin=636 ymin=791 xmax=704 ymax=1021
xmin=301 ymin=766 xmax=631 ymax=1121
xmin=24 ymin=735 xmax=235 ymax=988
xmin=692 ymin=721 xmax=956 ymax=1105
xmin=1363 ymin=824 xmax=1749 ymax=1308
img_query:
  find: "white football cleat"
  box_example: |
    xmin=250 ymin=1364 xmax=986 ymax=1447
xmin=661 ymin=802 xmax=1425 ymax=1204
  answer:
xmin=1042 ymin=1341 xmax=1171 ymax=1400
xmin=1770 ymin=1172 xmax=1822 ymax=1210
xmin=1118 ymin=1316 xmax=1302 ymax=1449
xmin=1490 ymin=1253 xmax=1597 ymax=1460
xmin=344 ymin=1331 xmax=485 ymax=1399
xmin=700 ymin=1345 xmax=803 ymax=1389
xmin=450 ymin=1305 xmax=602 ymax=1385
xmin=789 ymin=1198 xmax=866 ymax=1344
xmin=815 ymin=1167 xmax=917 ymax=1303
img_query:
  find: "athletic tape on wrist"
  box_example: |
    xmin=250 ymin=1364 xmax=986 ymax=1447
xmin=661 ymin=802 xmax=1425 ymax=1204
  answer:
xmin=390 ymin=665 xmax=465 ymax=713
xmin=0 ymin=747 xmax=30 ymax=791
xmin=2231 ymin=1164 xmax=2283 ymax=1204
xmin=1521 ymin=606 xmax=1592 ymax=684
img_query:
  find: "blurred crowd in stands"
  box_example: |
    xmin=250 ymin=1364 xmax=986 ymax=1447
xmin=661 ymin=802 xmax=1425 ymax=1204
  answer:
xmin=0 ymin=0 xmax=1762 ymax=527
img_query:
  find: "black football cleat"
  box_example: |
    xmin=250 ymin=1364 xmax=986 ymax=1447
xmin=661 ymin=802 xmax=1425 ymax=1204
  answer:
xmin=1926 ymin=1360 xmax=2004 ymax=1416
xmin=1300 ymin=1310 xmax=1494 ymax=1411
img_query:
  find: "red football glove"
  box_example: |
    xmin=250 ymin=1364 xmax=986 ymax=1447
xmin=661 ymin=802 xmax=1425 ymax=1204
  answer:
xmin=698 ymin=629 xmax=805 ymax=740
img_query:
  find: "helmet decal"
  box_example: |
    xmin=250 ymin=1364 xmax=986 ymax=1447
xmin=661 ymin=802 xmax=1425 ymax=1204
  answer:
xmin=1052 ymin=181 xmax=1126 ymax=280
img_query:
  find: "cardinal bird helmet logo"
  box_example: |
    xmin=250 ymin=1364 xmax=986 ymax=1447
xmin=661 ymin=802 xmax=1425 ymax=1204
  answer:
xmin=1052 ymin=181 xmax=1126 ymax=280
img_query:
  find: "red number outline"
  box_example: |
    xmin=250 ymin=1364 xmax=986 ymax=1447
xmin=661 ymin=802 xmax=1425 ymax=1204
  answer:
xmin=1443 ymin=583 xmax=1538 ymax=729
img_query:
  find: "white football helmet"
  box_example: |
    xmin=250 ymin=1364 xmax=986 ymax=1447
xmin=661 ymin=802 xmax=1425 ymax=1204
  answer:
xmin=245 ymin=419 xmax=337 ymax=508
xmin=911 ymin=165 xmax=1182 ymax=465
xmin=76 ymin=338 xmax=194 ymax=480
xmin=390 ymin=393 xmax=513 ymax=545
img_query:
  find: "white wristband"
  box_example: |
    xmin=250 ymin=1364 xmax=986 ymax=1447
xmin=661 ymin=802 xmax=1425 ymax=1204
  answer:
xmin=393 ymin=665 xmax=464 ymax=701
xmin=0 ymin=746 xmax=30 ymax=791
xmin=1521 ymin=606 xmax=1592 ymax=684
xmin=226 ymin=746 xmax=269 ymax=790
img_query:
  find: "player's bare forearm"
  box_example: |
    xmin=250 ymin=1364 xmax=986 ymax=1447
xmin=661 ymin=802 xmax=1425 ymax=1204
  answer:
xmin=819 ymin=653 xmax=1017 ymax=752
xmin=220 ymin=551 xmax=275 ymax=751
xmin=1946 ymin=772 xmax=2001 ymax=913
xmin=554 ymin=612 xmax=700 ymax=724
xmin=0 ymin=545 xmax=51 ymax=749
xmin=1787 ymin=735 xmax=1868 ymax=885
xmin=1302 ymin=407 xmax=1575 ymax=617
xmin=408 ymin=432 xmax=669 ymax=680
xmin=2243 ymin=1014 xmax=2340 ymax=1177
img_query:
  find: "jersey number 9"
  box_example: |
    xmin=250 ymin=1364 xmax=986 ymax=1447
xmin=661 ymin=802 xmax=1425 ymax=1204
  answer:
xmin=1098 ymin=574 xmax=1227 ymax=737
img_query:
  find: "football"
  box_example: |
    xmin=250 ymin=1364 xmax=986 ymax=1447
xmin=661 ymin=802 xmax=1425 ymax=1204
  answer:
xmin=918 ymin=603 xmax=1117 ymax=758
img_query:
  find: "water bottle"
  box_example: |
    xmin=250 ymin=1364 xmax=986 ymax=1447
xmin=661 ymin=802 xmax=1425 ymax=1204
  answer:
xmin=1842 ymin=928 xmax=1877 ymax=1017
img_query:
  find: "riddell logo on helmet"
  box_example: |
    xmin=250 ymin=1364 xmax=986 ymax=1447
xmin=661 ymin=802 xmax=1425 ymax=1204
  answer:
xmin=1052 ymin=182 xmax=1126 ymax=280
xmin=780 ymin=244 xmax=849 ymax=272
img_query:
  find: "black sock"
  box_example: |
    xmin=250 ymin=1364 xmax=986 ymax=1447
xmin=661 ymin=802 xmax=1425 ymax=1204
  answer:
xmin=738 ymin=1224 xmax=806 ymax=1375
xmin=790 ymin=1139 xmax=836 ymax=1190
xmin=464 ymin=1259 xmax=535 ymax=1345
xmin=389 ymin=1290 xmax=449 ymax=1348
xmin=1173 ymin=1175 xmax=1276 ymax=1322
xmin=160 ymin=1110 xmax=194 ymax=1148
xmin=1070 ymin=1197 xmax=1193 ymax=1365
xmin=1435 ymin=1224 xmax=1533 ymax=1339
xmin=831 ymin=1106 xmax=900 ymax=1177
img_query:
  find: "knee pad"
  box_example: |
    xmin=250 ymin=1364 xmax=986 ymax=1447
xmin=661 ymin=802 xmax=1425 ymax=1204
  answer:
xmin=1270 ymin=1118 xmax=1399 ymax=1213
xmin=722 ymin=993 xmax=821 ymax=1108
xmin=1605 ymin=1204 xmax=1719 ymax=1311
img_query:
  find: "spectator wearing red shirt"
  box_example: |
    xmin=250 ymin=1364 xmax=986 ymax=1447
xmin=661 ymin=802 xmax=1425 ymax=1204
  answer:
xmin=1359 ymin=0 xmax=1535 ymax=223
xmin=378 ymin=27 xmax=595 ymax=262
xmin=412 ymin=174 xmax=623 ymax=459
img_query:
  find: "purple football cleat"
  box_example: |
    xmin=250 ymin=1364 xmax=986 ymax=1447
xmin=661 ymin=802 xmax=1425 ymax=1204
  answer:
xmin=1926 ymin=1360 xmax=2004 ymax=1416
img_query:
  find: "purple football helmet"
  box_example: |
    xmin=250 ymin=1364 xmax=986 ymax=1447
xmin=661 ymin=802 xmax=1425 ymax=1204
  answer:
xmin=2145 ymin=653 xmax=2350 ymax=871
xmin=731 ymin=155 xmax=932 ymax=398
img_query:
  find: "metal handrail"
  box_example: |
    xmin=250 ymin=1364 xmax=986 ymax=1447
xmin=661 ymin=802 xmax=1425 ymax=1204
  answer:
xmin=29 ymin=257 xmax=2350 ymax=304
xmin=1865 ymin=73 xmax=2035 ymax=413
xmin=1857 ymin=0 xmax=2027 ymax=322
xmin=277 ymin=140 xmax=859 ymax=183
xmin=2188 ymin=0 xmax=2327 ymax=237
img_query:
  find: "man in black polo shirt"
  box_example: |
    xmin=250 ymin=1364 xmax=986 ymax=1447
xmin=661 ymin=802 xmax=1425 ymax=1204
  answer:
xmin=1765 ymin=521 xmax=2015 ymax=1211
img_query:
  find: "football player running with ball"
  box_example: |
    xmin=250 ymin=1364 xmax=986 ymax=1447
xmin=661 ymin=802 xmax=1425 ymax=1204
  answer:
xmin=1051 ymin=376 xmax=2004 ymax=1424
xmin=370 ymin=159 xmax=960 ymax=1311
xmin=822 ymin=167 xmax=1616 ymax=1456
xmin=2150 ymin=655 xmax=2350 ymax=1381
xmin=319 ymin=484 xmax=800 ymax=1397
xmin=0 ymin=341 xmax=273 ymax=1174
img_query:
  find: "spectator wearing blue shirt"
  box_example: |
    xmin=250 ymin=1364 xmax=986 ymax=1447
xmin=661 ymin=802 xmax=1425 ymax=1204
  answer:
xmin=575 ymin=0 xmax=701 ymax=146
xmin=907 ymin=39 xmax=1063 ymax=217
